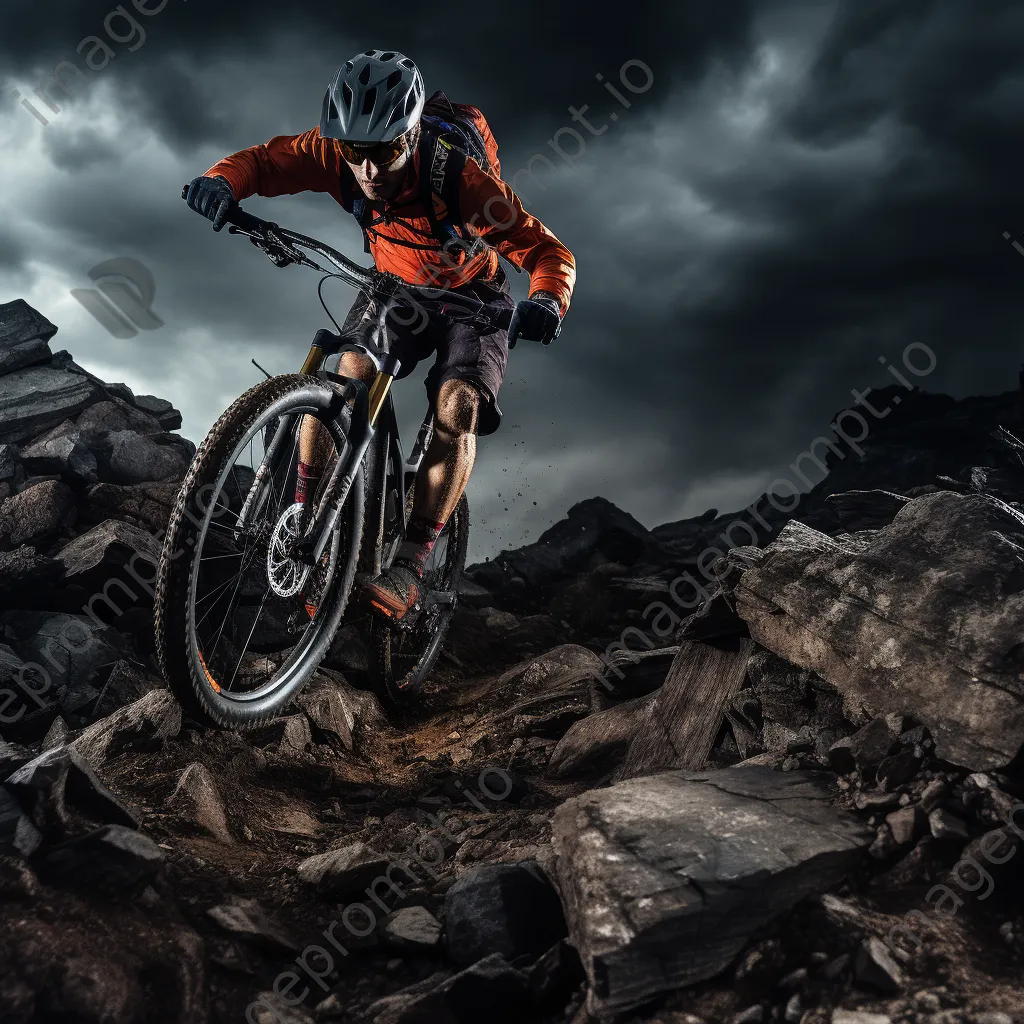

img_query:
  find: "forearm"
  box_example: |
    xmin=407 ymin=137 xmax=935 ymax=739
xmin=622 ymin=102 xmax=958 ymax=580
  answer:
xmin=461 ymin=164 xmax=575 ymax=315
xmin=203 ymin=129 xmax=344 ymax=203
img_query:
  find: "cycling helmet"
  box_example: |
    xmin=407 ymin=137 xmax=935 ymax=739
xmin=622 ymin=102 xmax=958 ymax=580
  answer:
xmin=320 ymin=50 xmax=425 ymax=142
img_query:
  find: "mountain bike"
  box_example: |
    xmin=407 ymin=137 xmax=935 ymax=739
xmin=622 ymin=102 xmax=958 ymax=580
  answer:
xmin=153 ymin=199 xmax=517 ymax=728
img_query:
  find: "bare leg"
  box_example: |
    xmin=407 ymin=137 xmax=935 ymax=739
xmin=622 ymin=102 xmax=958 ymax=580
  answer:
xmin=364 ymin=378 xmax=482 ymax=617
xmin=411 ymin=378 xmax=480 ymax=527
xmin=297 ymin=351 xmax=376 ymax=498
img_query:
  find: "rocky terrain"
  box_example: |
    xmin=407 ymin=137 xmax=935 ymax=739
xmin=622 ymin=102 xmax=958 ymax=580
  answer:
xmin=1 ymin=297 xmax=1023 ymax=1024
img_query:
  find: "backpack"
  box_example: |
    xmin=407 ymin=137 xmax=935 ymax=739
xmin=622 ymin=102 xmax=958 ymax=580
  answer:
xmin=347 ymin=90 xmax=506 ymax=258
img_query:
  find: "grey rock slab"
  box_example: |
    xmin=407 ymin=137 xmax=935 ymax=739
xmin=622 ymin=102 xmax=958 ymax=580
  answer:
xmin=551 ymin=767 xmax=873 ymax=1017
xmin=5 ymin=743 xmax=139 ymax=833
xmin=168 ymin=762 xmax=232 ymax=842
xmin=363 ymin=954 xmax=530 ymax=1024
xmin=0 ymin=610 xmax=128 ymax=710
xmin=0 ymin=739 xmax=33 ymax=778
xmin=296 ymin=840 xmax=391 ymax=896
xmin=55 ymin=518 xmax=161 ymax=590
xmin=21 ymin=432 xmax=98 ymax=484
xmin=853 ymin=935 xmax=905 ymax=992
xmin=246 ymin=994 xmax=314 ymax=1024
xmin=847 ymin=719 xmax=900 ymax=773
xmin=831 ymin=1013 xmax=892 ymax=1024
xmin=0 ymin=445 xmax=19 ymax=480
xmin=0 ymin=783 xmax=42 ymax=856
xmin=72 ymin=689 xmax=181 ymax=768
xmin=76 ymin=399 xmax=163 ymax=436
xmin=0 ymin=365 xmax=105 ymax=444
xmin=382 ymin=905 xmax=443 ymax=951
xmin=39 ymin=823 xmax=164 ymax=891
xmin=442 ymin=860 xmax=566 ymax=967
xmin=735 ymin=492 xmax=1024 ymax=770
xmin=41 ymin=715 xmax=69 ymax=751
xmin=0 ymin=299 xmax=57 ymax=349
xmin=886 ymin=806 xmax=926 ymax=846
xmin=0 ymin=478 xmax=76 ymax=548
xmin=207 ymin=898 xmax=298 ymax=953
xmin=295 ymin=676 xmax=355 ymax=750
xmin=928 ymin=807 xmax=969 ymax=841
xmin=0 ymin=337 xmax=49 ymax=378
xmin=132 ymin=394 xmax=173 ymax=418
xmin=0 ymin=546 xmax=63 ymax=603
xmin=278 ymin=715 xmax=312 ymax=753
xmin=97 ymin=429 xmax=189 ymax=484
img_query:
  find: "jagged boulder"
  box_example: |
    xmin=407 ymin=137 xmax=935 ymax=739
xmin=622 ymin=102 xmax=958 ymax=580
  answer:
xmin=72 ymin=689 xmax=181 ymax=768
xmin=132 ymin=394 xmax=182 ymax=431
xmin=56 ymin=519 xmax=161 ymax=592
xmin=0 ymin=299 xmax=57 ymax=376
xmin=466 ymin=497 xmax=661 ymax=604
xmin=442 ymin=861 xmax=566 ymax=967
xmin=21 ymin=433 xmax=98 ymax=485
xmin=88 ymin=430 xmax=190 ymax=485
xmin=551 ymin=767 xmax=872 ymax=1016
xmin=0 ymin=611 xmax=128 ymax=730
xmin=0 ymin=479 xmax=76 ymax=549
xmin=0 ymin=365 xmax=106 ymax=445
xmin=735 ymin=491 xmax=1024 ymax=770
xmin=0 ymin=547 xmax=63 ymax=606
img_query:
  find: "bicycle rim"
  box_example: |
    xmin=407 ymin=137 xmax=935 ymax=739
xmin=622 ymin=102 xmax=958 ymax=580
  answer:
xmin=185 ymin=403 xmax=349 ymax=707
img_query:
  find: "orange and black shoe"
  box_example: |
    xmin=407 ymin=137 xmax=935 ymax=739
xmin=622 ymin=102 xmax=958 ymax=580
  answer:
xmin=363 ymin=562 xmax=423 ymax=622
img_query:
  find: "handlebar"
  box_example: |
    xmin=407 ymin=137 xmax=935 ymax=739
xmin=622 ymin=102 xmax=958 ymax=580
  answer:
xmin=182 ymin=185 xmax=515 ymax=334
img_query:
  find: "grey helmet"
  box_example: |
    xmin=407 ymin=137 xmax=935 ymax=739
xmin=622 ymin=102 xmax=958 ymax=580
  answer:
xmin=320 ymin=50 xmax=425 ymax=142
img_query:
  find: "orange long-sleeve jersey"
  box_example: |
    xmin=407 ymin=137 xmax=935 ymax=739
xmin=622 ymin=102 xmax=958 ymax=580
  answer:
xmin=205 ymin=127 xmax=575 ymax=316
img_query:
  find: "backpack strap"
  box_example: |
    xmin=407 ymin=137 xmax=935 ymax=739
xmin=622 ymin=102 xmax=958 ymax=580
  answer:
xmin=350 ymin=197 xmax=375 ymax=254
xmin=418 ymin=127 xmax=469 ymax=248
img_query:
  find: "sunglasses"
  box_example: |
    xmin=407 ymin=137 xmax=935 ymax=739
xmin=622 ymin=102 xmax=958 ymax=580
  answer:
xmin=337 ymin=132 xmax=410 ymax=168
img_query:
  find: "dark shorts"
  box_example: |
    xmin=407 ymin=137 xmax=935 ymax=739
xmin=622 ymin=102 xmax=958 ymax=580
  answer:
xmin=334 ymin=269 xmax=516 ymax=436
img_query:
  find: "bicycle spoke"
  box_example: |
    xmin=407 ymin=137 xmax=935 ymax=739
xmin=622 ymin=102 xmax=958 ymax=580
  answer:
xmin=228 ymin=586 xmax=272 ymax=691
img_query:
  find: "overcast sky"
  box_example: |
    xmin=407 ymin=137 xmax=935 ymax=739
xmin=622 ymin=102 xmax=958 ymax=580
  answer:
xmin=3 ymin=0 xmax=1024 ymax=560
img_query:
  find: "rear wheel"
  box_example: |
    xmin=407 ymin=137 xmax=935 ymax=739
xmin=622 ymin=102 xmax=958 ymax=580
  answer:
xmin=367 ymin=492 xmax=469 ymax=706
xmin=154 ymin=375 xmax=364 ymax=729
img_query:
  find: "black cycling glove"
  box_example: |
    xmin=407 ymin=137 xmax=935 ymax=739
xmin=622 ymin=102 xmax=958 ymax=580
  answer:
xmin=508 ymin=294 xmax=562 ymax=348
xmin=184 ymin=175 xmax=236 ymax=232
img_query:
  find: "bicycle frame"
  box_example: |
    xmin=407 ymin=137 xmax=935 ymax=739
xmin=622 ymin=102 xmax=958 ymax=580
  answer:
xmin=218 ymin=200 xmax=505 ymax=591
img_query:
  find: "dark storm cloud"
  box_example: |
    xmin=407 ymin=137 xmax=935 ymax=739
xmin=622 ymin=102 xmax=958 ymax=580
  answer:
xmin=2 ymin=0 xmax=1024 ymax=558
xmin=1 ymin=0 xmax=755 ymax=149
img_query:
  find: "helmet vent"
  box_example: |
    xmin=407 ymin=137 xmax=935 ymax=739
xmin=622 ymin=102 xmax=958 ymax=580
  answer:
xmin=361 ymin=87 xmax=377 ymax=115
xmin=343 ymin=61 xmax=353 ymax=73
xmin=381 ymin=51 xmax=396 ymax=61
xmin=400 ymin=57 xmax=414 ymax=69
xmin=341 ymin=82 xmax=353 ymax=108
xmin=363 ymin=50 xmax=375 ymax=57
xmin=358 ymin=63 xmax=371 ymax=84
xmin=386 ymin=70 xmax=402 ymax=91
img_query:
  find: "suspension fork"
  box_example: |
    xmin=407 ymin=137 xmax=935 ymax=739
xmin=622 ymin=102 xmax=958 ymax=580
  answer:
xmin=235 ymin=413 xmax=295 ymax=539
xmin=233 ymin=338 xmax=329 ymax=537
xmin=302 ymin=353 xmax=401 ymax=565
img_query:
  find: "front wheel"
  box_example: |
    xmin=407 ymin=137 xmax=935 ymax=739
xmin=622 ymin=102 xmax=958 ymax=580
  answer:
xmin=367 ymin=493 xmax=469 ymax=707
xmin=154 ymin=374 xmax=364 ymax=729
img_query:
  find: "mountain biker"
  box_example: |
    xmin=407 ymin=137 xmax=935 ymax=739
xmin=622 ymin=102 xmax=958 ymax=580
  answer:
xmin=184 ymin=49 xmax=575 ymax=621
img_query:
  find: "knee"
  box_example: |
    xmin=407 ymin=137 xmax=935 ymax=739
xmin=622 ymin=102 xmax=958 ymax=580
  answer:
xmin=435 ymin=379 xmax=480 ymax=436
xmin=335 ymin=350 xmax=376 ymax=381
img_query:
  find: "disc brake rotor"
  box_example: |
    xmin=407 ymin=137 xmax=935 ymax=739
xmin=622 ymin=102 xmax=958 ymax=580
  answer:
xmin=266 ymin=502 xmax=313 ymax=598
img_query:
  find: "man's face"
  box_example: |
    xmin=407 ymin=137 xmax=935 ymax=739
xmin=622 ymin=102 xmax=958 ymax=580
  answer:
xmin=341 ymin=129 xmax=417 ymax=203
